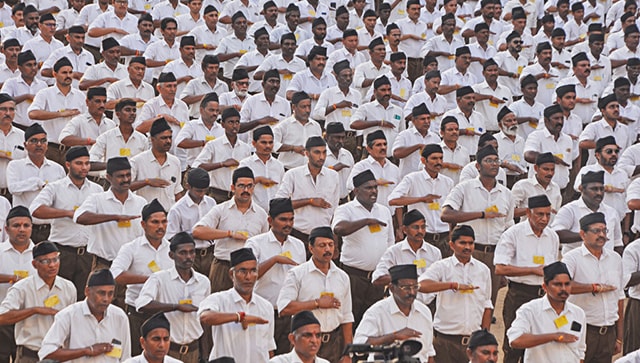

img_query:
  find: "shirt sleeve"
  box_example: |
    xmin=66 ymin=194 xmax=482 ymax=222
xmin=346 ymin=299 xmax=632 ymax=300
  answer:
xmin=135 ymin=272 xmax=161 ymax=311
xmin=73 ymin=193 xmax=98 ymax=223
xmin=276 ymin=268 xmax=299 ymax=313
xmin=353 ymin=305 xmax=380 ymax=343
xmin=6 ymin=161 xmax=43 ymax=195
xmin=38 ymin=307 xmax=72 ymax=359
xmin=109 ymin=242 xmax=134 ymax=279
xmin=442 ymin=183 xmax=464 ymax=210
xmin=493 ymin=227 xmax=516 ymax=266
xmin=0 ymin=283 xmax=25 ymax=313
xmin=506 ymin=301 xmax=533 ymax=342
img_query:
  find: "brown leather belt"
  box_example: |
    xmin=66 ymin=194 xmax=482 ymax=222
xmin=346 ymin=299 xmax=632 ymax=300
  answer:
xmin=474 ymin=243 xmax=496 ymax=253
xmin=17 ymin=346 xmax=39 ymax=359
xmin=508 ymin=281 xmax=545 ymax=297
xmin=587 ymin=324 xmax=615 ymax=336
xmin=169 ymin=340 xmax=199 ymax=355
xmin=424 ymin=231 xmax=449 ymax=243
xmin=55 ymin=243 xmax=86 ymax=255
xmin=197 ymin=245 xmax=214 ymax=257
xmin=341 ymin=263 xmax=373 ymax=280
xmin=48 ymin=141 xmax=68 ymax=152
xmin=434 ymin=330 xmax=471 ymax=346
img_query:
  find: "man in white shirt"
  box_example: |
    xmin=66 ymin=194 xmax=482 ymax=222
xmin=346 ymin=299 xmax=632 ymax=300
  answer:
xmin=0 ymin=93 xmax=25 ymax=204
xmin=238 ymin=69 xmax=290 ymax=141
xmin=510 ymin=74 xmax=545 ymax=139
xmin=443 ymin=86 xmax=485 ymax=156
xmin=354 ymin=264 xmax=436 ymax=362
xmin=423 ymin=13 xmax=464 ymax=72
xmin=494 ymin=106 xmax=527 ymax=187
xmin=144 ymin=19 xmax=180 ymax=83
xmin=58 ymin=87 xmax=116 ymax=147
xmin=22 ymin=13 xmax=63 ymax=86
xmin=511 ymin=152 xmax=563 ymax=220
xmin=520 ymin=42 xmax=560 ymax=107
xmin=86 ymin=0 xmax=138 ymax=43
xmin=439 ymin=116 xmax=469 ymax=185
xmin=269 ymin=311 xmax=329 ymax=363
xmin=105 ymin=56 xmax=155 ymax=123
xmin=419 ymin=225 xmax=493 ymax=363
xmin=494 ymin=195 xmax=560 ymax=363
xmin=507 ymin=261 xmax=587 ymax=363
xmin=562 ymin=212 xmax=626 ymax=363
xmin=180 ymin=55 xmax=228 ymax=119
xmin=466 ymin=329 xmax=500 ymax=363
xmin=245 ymin=198 xmax=306 ymax=354
xmin=162 ymin=36 xmax=203 ymax=99
xmin=353 ymin=36 xmax=390 ymax=103
xmin=176 ymin=92 xmax=225 ymax=169
xmin=254 ymin=33 xmax=306 ymax=99
xmin=79 ymin=37 xmax=127 ymax=91
xmin=440 ymin=46 xmax=479 ymax=110
xmin=0 ymin=241 xmax=76 ymax=363
xmin=213 ymin=11 xmax=255 ymax=83
xmin=1 ymin=50 xmax=47 ymax=130
xmin=323 ymin=122 xmax=354 ymax=203
xmin=198 ymin=248 xmax=276 ymax=362
xmin=124 ymin=313 xmax=182 ymax=363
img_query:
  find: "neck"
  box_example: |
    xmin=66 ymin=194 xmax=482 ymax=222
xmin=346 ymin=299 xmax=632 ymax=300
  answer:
xmin=10 ymin=241 xmax=30 ymax=253
xmin=547 ymin=296 xmax=566 ymax=315
xmin=88 ymin=305 xmax=105 ymax=321
xmin=120 ymin=122 xmax=133 ymax=134
xmin=162 ymin=95 xmax=174 ymax=107
xmin=585 ymin=244 xmax=603 ymax=259
xmin=583 ymin=198 xmax=599 ymax=212
xmin=69 ymin=175 xmax=85 ymax=188
xmin=177 ymin=266 xmax=193 ymax=281
xmin=29 ymin=154 xmax=44 ymax=167
xmin=273 ymin=230 xmax=287 ymax=243
xmin=308 ymin=163 xmax=322 ymax=177
xmin=256 ymin=152 xmax=270 ymax=163
xmin=143 ymin=351 xmax=163 ymax=363
xmin=357 ymin=198 xmax=374 ymax=211
xmin=455 ymin=254 xmax=471 ymax=264
xmin=407 ymin=238 xmax=423 ymax=252
xmin=146 ymin=235 xmax=163 ymax=248
xmin=112 ymin=188 xmax=130 ymax=203
xmin=524 ymin=96 xmax=535 ymax=105
xmin=311 ymin=256 xmax=330 ymax=273
xmin=479 ymin=175 xmax=496 ymax=190
xmin=57 ymin=83 xmax=71 ymax=95
xmin=151 ymin=148 xmax=167 ymax=163
xmin=444 ymin=139 xmax=456 ymax=149
xmin=535 ymin=174 xmax=549 ymax=188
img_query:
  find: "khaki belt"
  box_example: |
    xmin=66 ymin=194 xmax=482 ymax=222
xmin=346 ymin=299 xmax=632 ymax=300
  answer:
xmin=169 ymin=340 xmax=199 ymax=355
xmin=474 ymin=243 xmax=496 ymax=253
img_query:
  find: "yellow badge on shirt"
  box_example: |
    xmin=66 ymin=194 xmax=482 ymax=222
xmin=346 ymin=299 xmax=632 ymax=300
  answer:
xmin=44 ymin=295 xmax=60 ymax=308
xmin=309 ymin=9 xmax=316 ymax=16
xmin=528 ymin=121 xmax=538 ymax=129
xmin=179 ymin=298 xmax=192 ymax=305
xmin=511 ymin=154 xmax=521 ymax=162
xmin=398 ymin=9 xmax=405 ymax=15
xmin=205 ymin=135 xmax=216 ymax=141
xmin=485 ymin=205 xmax=499 ymax=213
xmin=400 ymin=88 xmax=407 ymax=98
xmin=421 ymin=33 xmax=426 ymax=39
xmin=239 ymin=49 xmax=248 ymax=54
xmin=73 ymin=206 xmax=79 ymax=211
xmin=489 ymin=101 xmax=499 ymax=108
xmin=428 ymin=202 xmax=440 ymax=211
xmin=283 ymin=73 xmax=293 ymax=81
xmin=458 ymin=287 xmax=475 ymax=294
xmin=236 ymin=230 xmax=249 ymax=238
xmin=179 ymin=122 xmax=185 ymax=128
xmin=106 ymin=346 xmax=122 ymax=359
xmin=632 ymin=96 xmax=640 ymax=102
xmin=117 ymin=220 xmax=131 ymax=228
xmin=148 ymin=260 xmax=161 ymax=273
xmin=320 ymin=292 xmax=334 ymax=298
xmin=295 ymin=33 xmax=300 ymax=40
xmin=554 ymin=315 xmax=569 ymax=328
xmin=136 ymin=101 xmax=144 ymax=108
xmin=144 ymin=3 xmax=151 ymax=9
xmin=546 ymin=83 xmax=555 ymax=89
xmin=3 ymin=150 xmax=11 ymax=158
xmin=0 ymin=22 xmax=4 ymax=28
xmin=533 ymin=255 xmax=545 ymax=265
xmin=341 ymin=109 xmax=352 ymax=117
xmin=119 ymin=148 xmax=131 ymax=157
xmin=369 ymin=224 xmax=382 ymax=233
xmin=554 ymin=153 xmax=564 ymax=160
xmin=280 ymin=250 xmax=292 ymax=259
xmin=413 ymin=259 xmax=427 ymax=269
xmin=448 ymin=55 xmax=456 ymax=60
xmin=13 ymin=270 xmax=29 ymax=279
xmin=579 ymin=34 xmax=586 ymax=40
xmin=517 ymin=66 xmax=524 ymax=74
xmin=466 ymin=127 xmax=475 ymax=133
xmin=593 ymin=75 xmax=602 ymax=81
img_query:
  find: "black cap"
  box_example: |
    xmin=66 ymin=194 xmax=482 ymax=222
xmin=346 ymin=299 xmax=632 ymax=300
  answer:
xmin=204 ymin=4 xmax=218 ymax=14
xmin=253 ymin=125 xmax=273 ymax=141
xmin=581 ymin=170 xmax=604 ymax=186
xmin=309 ymin=226 xmax=333 ymax=243
xmin=201 ymin=92 xmax=219 ymax=105
xmin=535 ymin=152 xmax=555 ymax=165
xmin=571 ymin=52 xmax=589 ymax=66
xmin=506 ymin=31 xmax=521 ymax=43
xmin=336 ymin=5 xmax=348 ymax=16
xmin=24 ymin=123 xmax=46 ymax=141
xmin=291 ymin=311 xmax=320 ymax=333
xmin=232 ymin=68 xmax=249 ymax=81
xmin=468 ymin=329 xmax=498 ymax=350
xmin=232 ymin=166 xmax=254 ymax=184
xmin=268 ymin=198 xmax=293 ymax=218
xmin=556 ymin=84 xmax=575 ymax=98
xmin=253 ymin=26 xmax=269 ymax=39
xmin=3 ymin=38 xmax=19 ymax=48
xmin=6 ymin=205 xmax=31 ymax=223
xmin=595 ymin=135 xmax=617 ymax=152
xmin=280 ymin=32 xmax=296 ymax=44
xmin=209 ymin=358 xmax=235 ymax=363
xmin=543 ymin=104 xmax=563 ymax=119
xmin=628 ymin=58 xmax=640 ymax=67
xmin=221 ymin=107 xmax=240 ymax=121
xmin=579 ymin=212 xmax=606 ymax=231
xmin=102 ymin=37 xmax=119 ymax=52
xmin=386 ymin=23 xmax=399 ymax=34
xmin=536 ymin=41 xmax=552 ymax=53
xmin=476 ymin=145 xmax=498 ymax=162
xmin=33 ymin=241 xmax=58 ymax=259
xmin=87 ymin=269 xmax=115 ymax=287
xmin=512 ymin=6 xmax=527 ymax=19
xmin=54 ymin=57 xmax=72 ymax=72
xmin=478 ymin=133 xmax=496 ymax=147
xmin=333 ymin=59 xmax=350 ymax=74
xmin=475 ymin=23 xmax=489 ymax=32
xmin=353 ymin=170 xmax=376 ymax=188
xmin=497 ymin=106 xmax=513 ymax=123
xmin=180 ymin=35 xmax=196 ymax=47
xmin=589 ymin=33 xmax=604 ymax=43
xmin=425 ymin=70 xmax=440 ymax=79
xmin=625 ymin=24 xmax=640 ymax=36
xmin=292 ymin=91 xmax=310 ymax=105
xmin=543 ymin=261 xmax=572 ymax=281
xmin=455 ymin=46 xmax=471 ymax=56
xmin=0 ymin=93 xmax=13 ymax=105
xmin=231 ymin=10 xmax=246 ymax=23
xmin=614 ymin=77 xmax=631 ymax=88
xmin=597 ymin=94 xmax=617 ymax=109
xmin=528 ymin=195 xmax=551 ymax=209
xmin=390 ymin=52 xmax=406 ymax=62
xmin=39 ymin=13 xmax=55 ymax=23
xmin=308 ymin=46 xmax=327 ymax=61
xmin=305 ymin=136 xmax=326 ymax=149
xmin=87 ymin=87 xmax=107 ymax=99
xmin=343 ymin=29 xmax=357 ymax=38
xmin=187 ymin=167 xmax=210 ymax=189
xmin=106 ymin=156 xmax=131 ymax=175
xmin=170 ymin=231 xmax=196 ymax=251
xmin=65 ymin=146 xmax=90 ymax=162
xmin=158 ymin=72 xmax=177 ymax=83
xmin=373 ymin=75 xmax=391 ymax=89
xmin=402 ymin=209 xmax=424 ymax=226
xmin=551 ymin=28 xmax=566 ymax=37
xmin=520 ymin=74 xmax=537 ymax=87
xmin=421 ymin=143 xmax=443 ymax=158
xmin=366 ymin=130 xmax=386 ymax=144
xmin=263 ymin=69 xmax=280 ymax=81
xmin=325 ymin=122 xmax=345 ymax=134
xmin=18 ymin=50 xmax=35 ymax=66
xmin=483 ymin=58 xmax=497 ymax=70
xmin=423 ymin=56 xmax=437 ymax=66
xmin=130 ymin=56 xmax=146 ymax=65
xmin=389 ymin=264 xmax=418 ymax=282
xmin=141 ymin=312 xmax=170 ymax=337
xmin=230 ymin=247 xmax=256 ymax=266
xmin=150 ymin=117 xmax=171 ymax=136
xmin=441 ymin=13 xmax=455 ymax=23
xmin=312 ymin=17 xmax=326 ymax=28
xmin=571 ymin=2 xmax=584 ymax=11
xmin=142 ymin=199 xmax=167 ymax=221
xmin=456 ymin=86 xmax=474 ymax=98
xmin=412 ymin=103 xmax=429 ymax=117
xmin=368 ymin=36 xmax=384 ymax=50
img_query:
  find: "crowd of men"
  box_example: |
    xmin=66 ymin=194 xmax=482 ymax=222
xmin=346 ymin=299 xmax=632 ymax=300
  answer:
xmin=4 ymin=0 xmax=640 ymax=361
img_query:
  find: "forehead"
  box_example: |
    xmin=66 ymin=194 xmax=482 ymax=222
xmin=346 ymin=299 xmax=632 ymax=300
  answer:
xmin=6 ymin=216 xmax=31 ymax=225
xmin=234 ymin=259 xmax=257 ymax=269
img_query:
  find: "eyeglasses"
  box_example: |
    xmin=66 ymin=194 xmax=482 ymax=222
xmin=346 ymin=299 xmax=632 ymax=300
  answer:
xmin=36 ymin=255 xmax=60 ymax=265
xmin=0 ymin=107 xmax=16 ymax=112
xmin=396 ymin=283 xmax=420 ymax=292
xmin=587 ymin=228 xmax=608 ymax=235
xmin=27 ymin=138 xmax=48 ymax=145
xmin=603 ymin=148 xmax=620 ymax=155
xmin=512 ymin=40 xmax=523 ymax=44
xmin=41 ymin=22 xmax=56 ymax=27
xmin=482 ymin=158 xmax=501 ymax=165
xmin=235 ymin=183 xmax=254 ymax=190
xmin=235 ymin=81 xmax=249 ymax=86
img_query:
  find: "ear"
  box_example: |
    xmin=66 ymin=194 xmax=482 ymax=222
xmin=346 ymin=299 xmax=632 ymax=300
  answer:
xmin=288 ymin=333 xmax=296 ymax=346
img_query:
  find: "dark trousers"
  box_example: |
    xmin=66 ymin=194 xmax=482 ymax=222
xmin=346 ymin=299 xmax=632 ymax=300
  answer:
xmin=291 ymin=228 xmax=311 ymax=259
xmin=15 ymin=346 xmax=38 ymax=363
xmin=502 ymin=282 xmax=545 ymax=363
xmin=194 ymin=245 xmax=215 ymax=278
xmin=0 ymin=187 xmax=11 ymax=204
xmin=472 ymin=247 xmax=506 ymax=306
xmin=317 ymin=327 xmax=344 ymax=363
xmin=208 ymin=258 xmax=233 ymax=293
xmin=126 ymin=305 xmax=152 ymax=356
xmin=433 ymin=330 xmax=470 ymax=363
xmin=425 ymin=231 xmax=451 ymax=259
xmin=168 ymin=341 xmax=199 ymax=363
xmin=585 ymin=324 xmax=616 ymax=363
xmin=341 ymin=264 xmax=385 ymax=329
xmin=0 ymin=324 xmax=15 ymax=363
xmin=56 ymin=243 xmax=93 ymax=300
xmin=31 ymin=224 xmax=50 ymax=243
xmin=207 ymin=187 xmax=231 ymax=204
xmin=274 ymin=311 xmax=292 ymax=355
xmin=624 ymin=297 xmax=640 ymax=355
xmin=407 ymin=57 xmax=424 ymax=83
xmin=46 ymin=142 xmax=68 ymax=168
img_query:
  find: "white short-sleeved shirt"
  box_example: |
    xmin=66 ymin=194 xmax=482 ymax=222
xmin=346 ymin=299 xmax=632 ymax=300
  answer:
xmin=391 ymin=128 xmax=441 ymax=177
xmin=130 ymin=150 xmax=183 ymax=210
xmin=350 ymin=100 xmax=405 ymax=156
xmin=198 ymin=288 xmax=275 ymax=362
xmin=89 ymin=127 xmax=149 ymax=163
xmin=0 ymin=241 xmax=35 ymax=302
xmin=623 ymin=239 xmax=640 ymax=300
xmin=41 ymin=45 xmax=95 ymax=89
xmin=579 ymin=119 xmax=634 ymax=165
xmin=179 ymin=77 xmax=228 ymax=119
xmin=239 ymin=92 xmax=291 ymax=141
xmin=440 ymin=141 xmax=470 ymax=185
xmin=28 ymin=85 xmax=87 ymax=141
xmin=311 ymin=86 xmax=361 ymax=131
xmin=269 ymin=350 xmax=329 ymax=363
xmin=80 ymin=62 xmax=128 ymax=90
xmin=144 ymin=40 xmax=181 ymax=81
xmin=238 ymin=154 xmax=285 ymax=212
xmin=507 ymin=296 xmax=587 ymax=362
xmin=166 ymin=192 xmax=216 ymax=249
xmin=162 ymin=58 xmax=205 ymax=98
xmin=175 ymin=118 xmax=226 ymax=167
xmin=0 ymin=126 xmax=25 ymax=188
xmin=440 ymin=68 xmax=479 ymax=110
xmin=272 ymin=117 xmax=322 ymax=169
xmin=495 ymin=131 xmax=528 ymax=175
xmin=286 ymin=69 xmax=336 ymax=111
xmin=509 ymin=97 xmax=545 ymax=140
xmin=192 ymin=134 xmax=252 ymax=191
xmin=189 ymin=24 xmax=227 ymax=65
xmin=106 ymin=77 xmax=155 ymax=123
xmin=213 ymin=33 xmax=256 ymax=78
xmin=1 ymin=76 xmax=47 ymax=128
xmin=573 ymin=164 xmax=631 ymax=220
xmin=422 ymin=34 xmax=465 ymax=71
xmin=442 ymin=107 xmax=485 ymax=156
xmin=346 ymin=157 xmax=400 ymax=212
xmin=628 ymin=179 xmax=640 ymax=234
xmin=88 ymin=10 xmax=139 ymax=42
xmin=520 ymin=63 xmax=560 ymax=107
xmin=419 ymin=256 xmax=493 ymax=335
xmin=58 ymin=114 xmax=117 ymax=143
xmin=277 ymin=260 xmax=354 ymax=332
xmin=74 ymin=3 xmax=112 ymax=48
xmin=245 ymin=230 xmax=307 ymax=307
xmin=459 ymin=161 xmax=508 ymax=186
xmin=234 ymin=49 xmax=269 ymax=94
xmin=353 ymin=61 xmax=391 ymax=103
xmin=511 ymin=176 xmax=562 ymax=220
xmin=473 ymin=81 xmax=513 ymax=132
xmin=325 ymin=148 xmax=355 ymax=200
xmin=39 ymin=300 xmax=131 ymax=362
xmin=523 ymin=127 xmax=574 ymax=189
xmin=254 ymin=55 xmax=306 ymax=98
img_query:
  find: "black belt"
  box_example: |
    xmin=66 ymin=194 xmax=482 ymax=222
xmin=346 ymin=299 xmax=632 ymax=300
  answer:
xmin=424 ymin=231 xmax=449 ymax=243
xmin=341 ymin=263 xmax=373 ymax=279
xmin=169 ymin=340 xmax=199 ymax=355
xmin=345 ymin=131 xmax=356 ymax=137
xmin=587 ymin=324 xmax=615 ymax=336
xmin=197 ymin=245 xmax=214 ymax=257
xmin=474 ymin=243 xmax=496 ymax=253
xmin=48 ymin=141 xmax=68 ymax=152
xmin=55 ymin=243 xmax=86 ymax=255
xmin=0 ymin=187 xmax=8 ymax=195
xmin=94 ymin=255 xmax=112 ymax=267
xmin=407 ymin=57 xmax=423 ymax=60
xmin=434 ymin=330 xmax=470 ymax=345
xmin=17 ymin=346 xmax=39 ymax=359
xmin=32 ymin=224 xmax=50 ymax=231
xmin=320 ymin=326 xmax=341 ymax=344
xmin=508 ymin=281 xmax=545 ymax=297
xmin=213 ymin=257 xmax=230 ymax=264
xmin=125 ymin=304 xmax=147 ymax=317
xmin=208 ymin=187 xmax=230 ymax=196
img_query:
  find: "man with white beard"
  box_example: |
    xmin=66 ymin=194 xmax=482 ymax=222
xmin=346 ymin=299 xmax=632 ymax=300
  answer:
xmin=495 ymin=106 xmax=527 ymax=188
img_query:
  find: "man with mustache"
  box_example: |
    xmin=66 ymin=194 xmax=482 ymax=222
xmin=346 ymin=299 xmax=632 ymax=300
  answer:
xmin=127 ymin=313 xmax=181 ymax=363
xmin=238 ymin=125 xmax=284 ymax=211
xmin=7 ymin=123 xmax=65 ymax=243
xmin=79 ymin=38 xmax=127 ymax=91
xmin=58 ymin=87 xmax=116 ymax=147
xmin=105 ymin=57 xmax=155 ymax=123
xmin=270 ymin=311 xmax=328 ymax=363
xmin=287 ymin=46 xmax=335 ymax=111
xmin=13 ymin=6 xmax=39 ymax=46
xmin=0 ymin=92 xmax=25 ymax=203
xmin=353 ymin=37 xmax=390 ymax=104
xmin=419 ymin=225 xmax=493 ymax=363
xmin=552 ymin=170 xmax=623 ymax=255
xmin=439 ymin=46 xmax=479 ymax=110
xmin=245 ymin=198 xmax=306 ymax=354
xmin=180 ymin=56 xmax=228 ymax=120
xmin=389 ymin=141 xmax=452 ymax=257
xmin=277 ymin=227 xmax=354 ymax=363
xmin=238 ymin=69 xmax=290 ymax=140
xmin=40 ymin=26 xmax=94 ymax=89
xmin=110 ymin=199 xmax=173 ymax=355
xmin=473 ymin=58 xmax=511 ymax=133
xmin=234 ymin=27 xmax=271 ymax=96
xmin=439 ymin=116 xmax=469 ymax=185
xmin=562 ymin=213 xmax=625 ymax=362
xmin=0 ymin=39 xmax=21 ymax=86
xmin=494 ymin=195 xmax=560 ymax=363
xmin=494 ymin=106 xmax=527 ymax=188
xmin=30 ymin=146 xmax=103 ymax=300
xmin=39 ymin=269 xmax=131 ymax=362
xmin=219 ymin=68 xmax=249 ymax=112
xmin=520 ymin=42 xmax=560 ymax=107
xmin=511 ymin=152 xmax=562 ymax=220
xmin=255 ymin=33 xmax=306 ymax=99
xmin=509 ymin=75 xmax=544 ymax=140
xmin=137 ymin=232 xmax=210 ymax=363
xmin=494 ymin=32 xmax=528 ymax=100
xmin=0 ymin=241 xmax=76 ymax=363
xmin=129 ymin=118 xmax=183 ymax=210
xmin=323 ymin=122 xmax=354 ymax=204
xmin=467 ymin=329 xmax=499 ymax=363
xmin=557 ymin=52 xmax=599 ymax=127
xmin=0 ymin=50 xmax=47 ymax=130
xmin=443 ymin=86 xmax=485 ymax=156
xmin=295 ymin=18 xmax=334 ymax=61
xmin=163 ymin=36 xmax=203 ymax=100
xmin=355 ymin=264 xmax=436 ymax=362
xmin=507 ymin=261 xmax=587 ymax=362
xmin=214 ymin=12 xmax=256 ymax=84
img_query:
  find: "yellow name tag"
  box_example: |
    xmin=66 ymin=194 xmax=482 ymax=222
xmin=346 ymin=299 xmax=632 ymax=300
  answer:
xmin=295 ymin=33 xmax=300 ymax=40
xmin=117 ymin=220 xmax=131 ymax=228
xmin=119 ymin=148 xmax=131 ymax=156
xmin=44 ymin=295 xmax=60 ymax=308
xmin=205 ymin=135 xmax=215 ymax=141
xmin=400 ymin=88 xmax=407 ymax=98
xmin=13 ymin=270 xmax=29 ymax=279
xmin=579 ymin=34 xmax=586 ymax=39
xmin=489 ymin=101 xmax=499 ymax=108
xmin=341 ymin=109 xmax=352 ymax=117
xmin=309 ymin=9 xmax=316 ymax=15
xmin=448 ymin=55 xmax=455 ymax=59
xmin=593 ymin=75 xmax=602 ymax=81
xmin=421 ymin=33 xmax=426 ymax=39
xmin=533 ymin=255 xmax=545 ymax=264
xmin=459 ymin=288 xmax=475 ymax=294
xmin=73 ymin=206 xmax=79 ymax=211
xmin=144 ymin=3 xmax=151 ymax=9
xmin=4 ymin=151 xmax=11 ymax=157
xmin=632 ymin=96 xmax=640 ymax=101
xmin=518 ymin=65 xmax=524 ymax=74
xmin=239 ymin=49 xmax=247 ymax=55
xmin=283 ymin=73 xmax=293 ymax=80
xmin=398 ymin=9 xmax=405 ymax=15
xmin=466 ymin=127 xmax=475 ymax=133
xmin=105 ymin=347 xmax=122 ymax=359
xmin=485 ymin=205 xmax=499 ymax=213
xmin=528 ymin=121 xmax=538 ymax=129
xmin=428 ymin=202 xmax=440 ymax=210
xmin=511 ymin=154 xmax=521 ymax=162
xmin=179 ymin=122 xmax=185 ymax=128
xmin=413 ymin=258 xmax=427 ymax=269
xmin=236 ymin=230 xmax=249 ymax=238
xmin=368 ymin=224 xmax=382 ymax=233
xmin=546 ymin=83 xmax=555 ymax=89
xmin=136 ymin=101 xmax=144 ymax=108
xmin=320 ymin=292 xmax=334 ymax=298
xmin=179 ymin=298 xmax=192 ymax=305
xmin=0 ymin=22 xmax=4 ymax=28
xmin=148 ymin=260 xmax=160 ymax=273
xmin=488 ymin=40 xmax=494 ymax=46
xmin=554 ymin=314 xmax=568 ymax=328
xmin=280 ymin=250 xmax=292 ymax=259
xmin=553 ymin=153 xmax=563 ymax=160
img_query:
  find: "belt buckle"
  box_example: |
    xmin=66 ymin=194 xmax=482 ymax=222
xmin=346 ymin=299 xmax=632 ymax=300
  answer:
xmin=321 ymin=333 xmax=331 ymax=343
xmin=200 ymin=248 xmax=207 ymax=257
xmin=538 ymin=288 xmax=545 ymax=297
xmin=484 ymin=245 xmax=492 ymax=253
xmin=179 ymin=344 xmax=189 ymax=355
xmin=461 ymin=336 xmax=470 ymax=346
xmin=599 ymin=326 xmax=608 ymax=335
xmin=77 ymin=247 xmax=85 ymax=255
